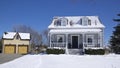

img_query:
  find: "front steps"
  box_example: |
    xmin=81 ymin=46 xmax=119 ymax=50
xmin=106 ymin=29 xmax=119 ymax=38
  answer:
xmin=68 ymin=49 xmax=84 ymax=55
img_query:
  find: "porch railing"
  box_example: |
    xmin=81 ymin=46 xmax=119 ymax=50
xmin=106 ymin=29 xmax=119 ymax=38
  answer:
xmin=50 ymin=42 xmax=102 ymax=49
xmin=50 ymin=42 xmax=66 ymax=49
xmin=84 ymin=43 xmax=103 ymax=49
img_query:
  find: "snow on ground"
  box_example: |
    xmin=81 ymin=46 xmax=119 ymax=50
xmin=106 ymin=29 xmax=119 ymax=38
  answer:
xmin=0 ymin=54 xmax=120 ymax=68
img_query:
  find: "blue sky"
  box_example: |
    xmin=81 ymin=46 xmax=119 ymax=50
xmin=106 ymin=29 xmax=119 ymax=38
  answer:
xmin=0 ymin=0 xmax=120 ymax=44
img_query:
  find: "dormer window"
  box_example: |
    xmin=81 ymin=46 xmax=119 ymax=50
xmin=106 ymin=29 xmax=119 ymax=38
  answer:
xmin=54 ymin=18 xmax=68 ymax=26
xmin=82 ymin=17 xmax=88 ymax=26
xmin=54 ymin=20 xmax=61 ymax=26
xmin=79 ymin=17 xmax=91 ymax=26
xmin=88 ymin=19 xmax=91 ymax=25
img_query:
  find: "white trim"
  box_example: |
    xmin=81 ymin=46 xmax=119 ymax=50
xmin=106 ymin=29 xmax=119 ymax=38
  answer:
xmin=2 ymin=44 xmax=4 ymax=54
xmin=49 ymin=29 xmax=102 ymax=34
xmin=82 ymin=34 xmax=85 ymax=52
xmin=65 ymin=34 xmax=69 ymax=54
xmin=16 ymin=44 xmax=18 ymax=54
xmin=98 ymin=33 xmax=100 ymax=46
xmin=50 ymin=34 xmax=51 ymax=47
xmin=102 ymin=29 xmax=104 ymax=47
xmin=71 ymin=35 xmax=79 ymax=48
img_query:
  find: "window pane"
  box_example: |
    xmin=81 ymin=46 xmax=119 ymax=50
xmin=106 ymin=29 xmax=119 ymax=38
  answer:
xmin=58 ymin=37 xmax=63 ymax=42
xmin=57 ymin=20 xmax=61 ymax=26
xmin=61 ymin=18 xmax=67 ymax=26
xmin=57 ymin=35 xmax=64 ymax=43
xmin=61 ymin=20 xmax=67 ymax=26
xmin=88 ymin=38 xmax=92 ymax=44
xmin=82 ymin=17 xmax=88 ymax=26
xmin=88 ymin=20 xmax=91 ymax=25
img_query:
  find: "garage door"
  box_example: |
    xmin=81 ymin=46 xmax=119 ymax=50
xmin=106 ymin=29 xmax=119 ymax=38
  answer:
xmin=4 ymin=45 xmax=16 ymax=54
xmin=18 ymin=45 xmax=28 ymax=54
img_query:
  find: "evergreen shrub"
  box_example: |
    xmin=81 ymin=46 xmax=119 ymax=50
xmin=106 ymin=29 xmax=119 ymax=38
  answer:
xmin=85 ymin=49 xmax=105 ymax=55
xmin=47 ymin=49 xmax=65 ymax=54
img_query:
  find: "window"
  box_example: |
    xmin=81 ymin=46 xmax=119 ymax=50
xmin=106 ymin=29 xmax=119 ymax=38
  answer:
xmin=61 ymin=18 xmax=68 ymax=26
xmin=82 ymin=17 xmax=88 ymax=26
xmin=54 ymin=18 xmax=68 ymax=26
xmin=86 ymin=35 xmax=94 ymax=45
xmin=88 ymin=20 xmax=91 ymax=25
xmin=54 ymin=20 xmax=61 ymax=26
xmin=57 ymin=35 xmax=64 ymax=43
xmin=88 ymin=38 xmax=92 ymax=44
xmin=81 ymin=17 xmax=92 ymax=26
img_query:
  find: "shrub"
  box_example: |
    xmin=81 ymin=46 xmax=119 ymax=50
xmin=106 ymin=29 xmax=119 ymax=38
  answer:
xmin=85 ymin=49 xmax=105 ymax=55
xmin=46 ymin=49 xmax=65 ymax=54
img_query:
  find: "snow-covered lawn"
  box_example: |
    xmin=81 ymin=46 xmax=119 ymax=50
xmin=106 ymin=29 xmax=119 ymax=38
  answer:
xmin=0 ymin=54 xmax=120 ymax=68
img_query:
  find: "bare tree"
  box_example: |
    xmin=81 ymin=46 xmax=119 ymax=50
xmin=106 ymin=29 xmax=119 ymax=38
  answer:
xmin=42 ymin=29 xmax=48 ymax=46
xmin=13 ymin=25 xmax=42 ymax=52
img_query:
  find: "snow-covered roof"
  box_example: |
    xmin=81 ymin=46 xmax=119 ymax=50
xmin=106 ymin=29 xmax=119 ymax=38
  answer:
xmin=48 ymin=16 xmax=105 ymax=29
xmin=49 ymin=29 xmax=102 ymax=33
xmin=3 ymin=32 xmax=30 ymax=40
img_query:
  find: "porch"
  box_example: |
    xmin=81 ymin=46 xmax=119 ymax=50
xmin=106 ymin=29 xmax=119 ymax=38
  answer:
xmin=49 ymin=33 xmax=103 ymax=50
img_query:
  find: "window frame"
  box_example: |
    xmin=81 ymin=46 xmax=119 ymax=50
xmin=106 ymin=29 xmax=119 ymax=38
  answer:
xmin=54 ymin=18 xmax=68 ymax=26
xmin=57 ymin=35 xmax=64 ymax=43
xmin=81 ymin=17 xmax=92 ymax=26
xmin=86 ymin=35 xmax=94 ymax=45
xmin=88 ymin=19 xmax=91 ymax=25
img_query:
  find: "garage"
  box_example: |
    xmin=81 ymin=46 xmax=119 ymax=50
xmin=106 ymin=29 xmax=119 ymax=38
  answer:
xmin=18 ymin=45 xmax=28 ymax=54
xmin=4 ymin=45 xmax=16 ymax=54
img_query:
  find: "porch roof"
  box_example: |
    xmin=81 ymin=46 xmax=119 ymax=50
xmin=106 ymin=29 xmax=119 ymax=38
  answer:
xmin=49 ymin=29 xmax=102 ymax=33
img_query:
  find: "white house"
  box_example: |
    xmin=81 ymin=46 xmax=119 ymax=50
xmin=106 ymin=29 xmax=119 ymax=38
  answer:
xmin=48 ymin=16 xmax=105 ymax=54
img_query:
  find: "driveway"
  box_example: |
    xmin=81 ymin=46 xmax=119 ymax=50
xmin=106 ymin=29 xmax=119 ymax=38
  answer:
xmin=0 ymin=54 xmax=22 ymax=64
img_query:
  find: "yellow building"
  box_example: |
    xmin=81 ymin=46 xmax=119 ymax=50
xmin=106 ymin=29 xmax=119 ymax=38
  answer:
xmin=2 ymin=32 xmax=30 ymax=54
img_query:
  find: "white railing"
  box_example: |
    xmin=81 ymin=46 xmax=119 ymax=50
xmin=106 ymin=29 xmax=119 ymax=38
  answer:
xmin=84 ymin=43 xmax=103 ymax=49
xmin=50 ymin=42 xmax=66 ymax=49
xmin=84 ymin=43 xmax=101 ymax=47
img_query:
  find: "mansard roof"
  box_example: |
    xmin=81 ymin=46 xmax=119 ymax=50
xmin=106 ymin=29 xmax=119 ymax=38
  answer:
xmin=48 ymin=16 xmax=105 ymax=29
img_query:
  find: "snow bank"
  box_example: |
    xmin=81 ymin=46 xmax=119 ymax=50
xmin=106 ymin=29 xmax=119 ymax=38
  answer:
xmin=0 ymin=54 xmax=120 ymax=68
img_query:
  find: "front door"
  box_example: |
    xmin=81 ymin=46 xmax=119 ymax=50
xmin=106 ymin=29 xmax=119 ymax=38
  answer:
xmin=72 ymin=36 xmax=78 ymax=48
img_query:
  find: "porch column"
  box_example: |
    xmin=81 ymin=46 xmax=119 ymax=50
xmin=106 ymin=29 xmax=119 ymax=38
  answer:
xmin=100 ymin=31 xmax=102 ymax=47
xmin=65 ymin=34 xmax=69 ymax=54
xmin=102 ymin=29 xmax=104 ymax=47
xmin=2 ymin=44 xmax=5 ymax=54
xmin=49 ymin=33 xmax=51 ymax=47
xmin=82 ymin=33 xmax=85 ymax=52
xmin=97 ymin=33 xmax=100 ymax=47
xmin=16 ymin=44 xmax=18 ymax=54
